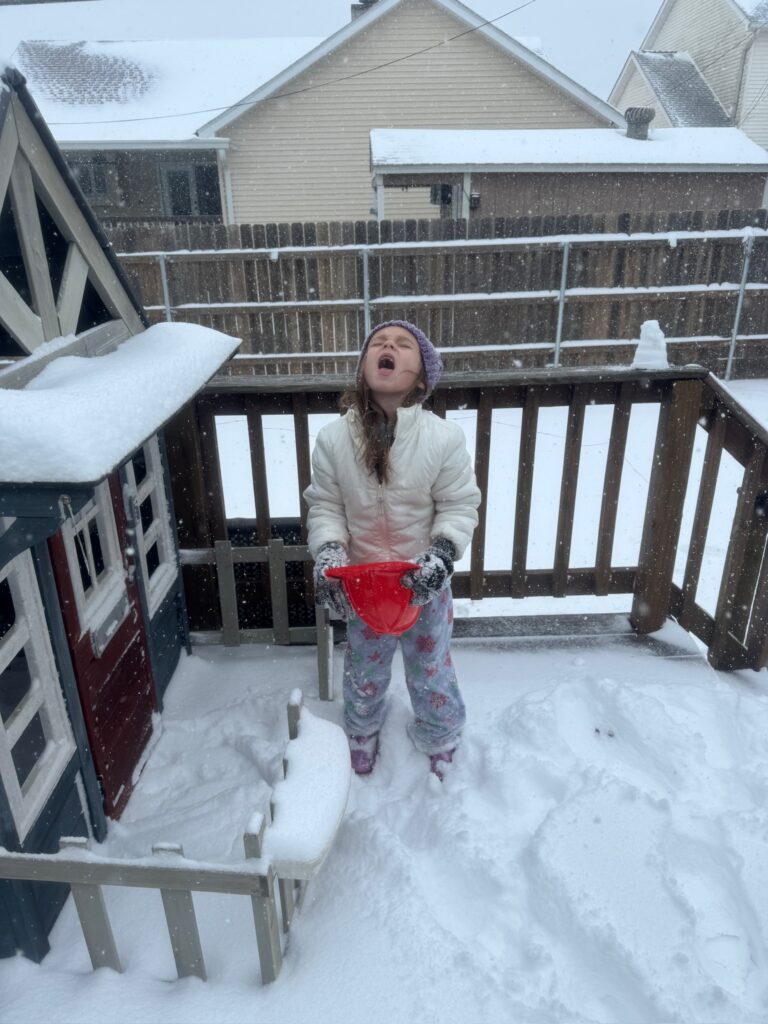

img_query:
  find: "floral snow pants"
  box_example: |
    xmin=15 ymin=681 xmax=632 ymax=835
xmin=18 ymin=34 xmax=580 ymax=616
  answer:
xmin=343 ymin=588 xmax=465 ymax=755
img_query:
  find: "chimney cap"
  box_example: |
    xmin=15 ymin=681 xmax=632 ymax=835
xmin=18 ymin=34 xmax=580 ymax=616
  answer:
xmin=624 ymin=106 xmax=656 ymax=140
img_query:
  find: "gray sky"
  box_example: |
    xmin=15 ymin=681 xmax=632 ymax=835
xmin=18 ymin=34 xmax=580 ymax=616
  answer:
xmin=1 ymin=0 xmax=661 ymax=98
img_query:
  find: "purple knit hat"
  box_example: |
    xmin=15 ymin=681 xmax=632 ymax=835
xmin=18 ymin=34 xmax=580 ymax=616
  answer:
xmin=357 ymin=320 xmax=443 ymax=400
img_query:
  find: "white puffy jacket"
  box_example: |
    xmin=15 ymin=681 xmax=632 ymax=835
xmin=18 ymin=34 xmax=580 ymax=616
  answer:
xmin=303 ymin=404 xmax=481 ymax=564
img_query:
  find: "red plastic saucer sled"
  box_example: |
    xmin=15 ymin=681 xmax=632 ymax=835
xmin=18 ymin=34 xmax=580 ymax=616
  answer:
xmin=325 ymin=561 xmax=421 ymax=635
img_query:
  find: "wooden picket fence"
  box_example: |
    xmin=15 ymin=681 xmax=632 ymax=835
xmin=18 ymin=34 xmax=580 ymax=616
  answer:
xmin=106 ymin=210 xmax=768 ymax=379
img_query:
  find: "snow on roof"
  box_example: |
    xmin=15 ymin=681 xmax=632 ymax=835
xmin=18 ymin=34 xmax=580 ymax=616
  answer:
xmin=370 ymin=126 xmax=768 ymax=171
xmin=0 ymin=322 xmax=239 ymax=484
xmin=11 ymin=38 xmax=322 ymax=144
xmin=633 ymin=51 xmax=730 ymax=128
xmin=733 ymin=0 xmax=768 ymax=24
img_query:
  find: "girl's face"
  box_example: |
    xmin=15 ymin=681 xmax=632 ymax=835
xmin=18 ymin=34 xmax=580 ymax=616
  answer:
xmin=361 ymin=326 xmax=424 ymax=408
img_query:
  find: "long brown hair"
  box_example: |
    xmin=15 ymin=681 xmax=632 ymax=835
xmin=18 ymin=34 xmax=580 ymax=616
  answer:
xmin=340 ymin=377 xmax=425 ymax=484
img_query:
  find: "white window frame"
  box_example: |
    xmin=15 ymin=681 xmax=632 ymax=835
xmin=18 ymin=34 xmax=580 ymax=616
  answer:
xmin=124 ymin=435 xmax=177 ymax=618
xmin=60 ymin=481 xmax=129 ymax=653
xmin=0 ymin=551 xmax=77 ymax=841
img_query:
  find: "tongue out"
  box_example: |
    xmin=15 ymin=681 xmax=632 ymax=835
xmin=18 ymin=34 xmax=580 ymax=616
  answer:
xmin=378 ymin=355 xmax=395 ymax=376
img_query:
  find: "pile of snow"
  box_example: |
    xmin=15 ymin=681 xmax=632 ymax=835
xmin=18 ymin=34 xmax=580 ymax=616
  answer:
xmin=631 ymin=319 xmax=669 ymax=369
xmin=2 ymin=627 xmax=768 ymax=1022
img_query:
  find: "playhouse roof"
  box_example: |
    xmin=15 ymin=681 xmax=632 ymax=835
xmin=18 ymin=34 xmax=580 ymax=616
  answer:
xmin=369 ymin=126 xmax=768 ymax=173
xmin=9 ymin=37 xmax=322 ymax=145
xmin=0 ymin=322 xmax=238 ymax=485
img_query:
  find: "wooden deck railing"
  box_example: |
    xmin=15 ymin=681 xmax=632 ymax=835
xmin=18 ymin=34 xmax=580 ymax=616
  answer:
xmin=164 ymin=366 xmax=768 ymax=673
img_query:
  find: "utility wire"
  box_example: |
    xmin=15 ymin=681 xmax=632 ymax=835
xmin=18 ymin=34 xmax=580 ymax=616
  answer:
xmin=48 ymin=0 xmax=540 ymax=127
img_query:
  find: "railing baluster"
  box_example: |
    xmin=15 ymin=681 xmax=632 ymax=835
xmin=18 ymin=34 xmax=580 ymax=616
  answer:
xmin=316 ymin=606 xmax=334 ymax=701
xmin=153 ymin=843 xmax=206 ymax=981
xmin=680 ymin=412 xmax=725 ymax=626
xmin=269 ymin=538 xmax=290 ymax=645
xmin=470 ymin=392 xmax=493 ymax=600
xmin=553 ymin=388 xmax=586 ymax=596
xmin=709 ymin=445 xmax=766 ymax=669
xmin=595 ymin=384 xmax=631 ymax=595
xmin=245 ymin=400 xmax=271 ymax=546
xmin=511 ymin=388 xmax=539 ymax=598
xmin=214 ymin=540 xmax=240 ymax=646
xmin=59 ymin=837 xmax=122 ymax=974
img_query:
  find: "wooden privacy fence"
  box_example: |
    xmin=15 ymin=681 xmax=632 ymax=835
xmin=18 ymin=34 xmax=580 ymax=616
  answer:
xmin=164 ymin=365 xmax=768 ymax=673
xmin=112 ymin=214 xmax=768 ymax=379
xmin=0 ymin=693 xmax=351 ymax=985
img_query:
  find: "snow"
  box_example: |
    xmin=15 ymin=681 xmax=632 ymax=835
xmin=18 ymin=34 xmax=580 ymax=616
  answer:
xmin=0 ymin=322 xmax=239 ymax=484
xmin=631 ymin=319 xmax=669 ymax=369
xmin=11 ymin=38 xmax=322 ymax=143
xmin=259 ymin=706 xmax=351 ymax=879
xmin=370 ymin=127 xmax=768 ymax=170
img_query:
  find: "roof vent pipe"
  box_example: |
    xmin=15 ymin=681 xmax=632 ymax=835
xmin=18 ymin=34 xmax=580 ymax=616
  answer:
xmin=351 ymin=0 xmax=379 ymax=18
xmin=624 ymin=107 xmax=656 ymax=140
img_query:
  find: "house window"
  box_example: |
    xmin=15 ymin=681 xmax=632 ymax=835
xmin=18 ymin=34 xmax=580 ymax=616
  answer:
xmin=60 ymin=481 xmax=129 ymax=654
xmin=0 ymin=551 xmax=77 ymax=841
xmin=160 ymin=163 xmax=221 ymax=217
xmin=124 ymin=436 xmax=176 ymax=617
xmin=70 ymin=156 xmax=115 ymax=201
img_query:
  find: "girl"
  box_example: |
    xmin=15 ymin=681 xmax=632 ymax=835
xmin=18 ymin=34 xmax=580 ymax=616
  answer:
xmin=303 ymin=320 xmax=480 ymax=779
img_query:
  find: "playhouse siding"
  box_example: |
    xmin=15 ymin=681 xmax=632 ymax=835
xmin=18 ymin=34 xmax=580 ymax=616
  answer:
xmin=647 ymin=0 xmax=751 ymax=118
xmin=611 ymin=64 xmax=673 ymax=127
xmin=221 ymin=0 xmax=608 ymax=223
xmin=739 ymin=31 xmax=768 ymax=146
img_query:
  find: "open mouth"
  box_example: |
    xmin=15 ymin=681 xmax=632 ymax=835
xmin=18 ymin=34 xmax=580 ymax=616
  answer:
xmin=378 ymin=354 xmax=395 ymax=371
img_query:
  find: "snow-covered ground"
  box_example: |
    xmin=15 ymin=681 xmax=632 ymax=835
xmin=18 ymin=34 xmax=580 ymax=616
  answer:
xmin=1 ymin=378 xmax=767 ymax=1023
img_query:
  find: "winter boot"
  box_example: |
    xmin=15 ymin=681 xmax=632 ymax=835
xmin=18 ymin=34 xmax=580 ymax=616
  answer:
xmin=429 ymin=748 xmax=455 ymax=780
xmin=349 ymin=733 xmax=379 ymax=775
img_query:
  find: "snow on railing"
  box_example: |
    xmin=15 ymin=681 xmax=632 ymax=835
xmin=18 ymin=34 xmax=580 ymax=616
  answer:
xmin=0 ymin=692 xmax=351 ymax=985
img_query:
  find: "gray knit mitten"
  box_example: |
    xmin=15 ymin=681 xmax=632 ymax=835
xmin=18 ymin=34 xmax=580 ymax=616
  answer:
xmin=402 ymin=537 xmax=456 ymax=607
xmin=313 ymin=542 xmax=354 ymax=620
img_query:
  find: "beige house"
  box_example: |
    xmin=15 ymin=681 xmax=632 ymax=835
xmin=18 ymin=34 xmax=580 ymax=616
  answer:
xmin=610 ymin=0 xmax=768 ymax=148
xmin=12 ymin=0 xmax=623 ymax=225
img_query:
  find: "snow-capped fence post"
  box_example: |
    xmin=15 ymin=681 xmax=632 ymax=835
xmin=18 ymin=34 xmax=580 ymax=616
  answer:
xmin=553 ymin=240 xmax=570 ymax=367
xmin=630 ymin=378 xmax=703 ymax=634
xmin=725 ymin=232 xmax=754 ymax=381
xmin=58 ymin=836 xmax=123 ymax=974
xmin=152 ymin=842 xmax=207 ymax=981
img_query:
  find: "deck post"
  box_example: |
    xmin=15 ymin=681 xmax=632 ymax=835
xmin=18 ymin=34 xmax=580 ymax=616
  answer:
xmin=244 ymin=818 xmax=283 ymax=984
xmin=316 ymin=605 xmax=334 ymax=701
xmin=630 ymin=379 xmax=703 ymax=634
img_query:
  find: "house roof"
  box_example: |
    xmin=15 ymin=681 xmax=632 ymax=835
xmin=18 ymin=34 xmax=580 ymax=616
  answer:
xmin=369 ymin=126 xmax=768 ymax=173
xmin=9 ymin=37 xmax=322 ymax=145
xmin=197 ymin=0 xmax=624 ymax=137
xmin=0 ymin=322 xmax=239 ymax=485
xmin=631 ymin=51 xmax=731 ymax=127
xmin=644 ymin=0 xmax=768 ymax=48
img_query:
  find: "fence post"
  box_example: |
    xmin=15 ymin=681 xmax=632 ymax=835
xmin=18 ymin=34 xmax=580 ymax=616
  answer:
xmin=59 ymin=837 xmax=123 ymax=973
xmin=362 ymin=248 xmax=371 ymax=336
xmin=725 ymin=232 xmax=753 ymax=381
xmin=553 ymin=240 xmax=570 ymax=367
xmin=152 ymin=843 xmax=207 ymax=981
xmin=158 ymin=253 xmax=173 ymax=323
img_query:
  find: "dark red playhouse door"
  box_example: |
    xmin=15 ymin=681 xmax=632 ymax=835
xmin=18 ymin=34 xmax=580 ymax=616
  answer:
xmin=48 ymin=476 xmax=156 ymax=818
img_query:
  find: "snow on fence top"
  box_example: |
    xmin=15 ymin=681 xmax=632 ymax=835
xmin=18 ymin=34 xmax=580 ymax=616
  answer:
xmin=0 ymin=322 xmax=239 ymax=484
xmin=370 ymin=127 xmax=768 ymax=171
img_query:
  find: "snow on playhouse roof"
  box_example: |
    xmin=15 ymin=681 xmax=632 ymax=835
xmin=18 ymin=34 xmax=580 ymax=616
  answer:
xmin=10 ymin=37 xmax=322 ymax=145
xmin=370 ymin=126 xmax=768 ymax=173
xmin=0 ymin=322 xmax=239 ymax=485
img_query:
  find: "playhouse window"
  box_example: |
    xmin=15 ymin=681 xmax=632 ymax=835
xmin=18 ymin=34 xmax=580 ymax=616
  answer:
xmin=61 ymin=481 xmax=128 ymax=644
xmin=0 ymin=551 xmax=77 ymax=841
xmin=124 ymin=435 xmax=176 ymax=617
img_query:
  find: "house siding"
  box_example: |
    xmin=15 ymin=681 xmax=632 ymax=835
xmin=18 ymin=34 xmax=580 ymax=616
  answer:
xmin=649 ymin=0 xmax=751 ymax=118
xmin=739 ymin=30 xmax=768 ymax=147
xmin=612 ymin=65 xmax=673 ymax=127
xmin=221 ymin=0 xmax=609 ymax=223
